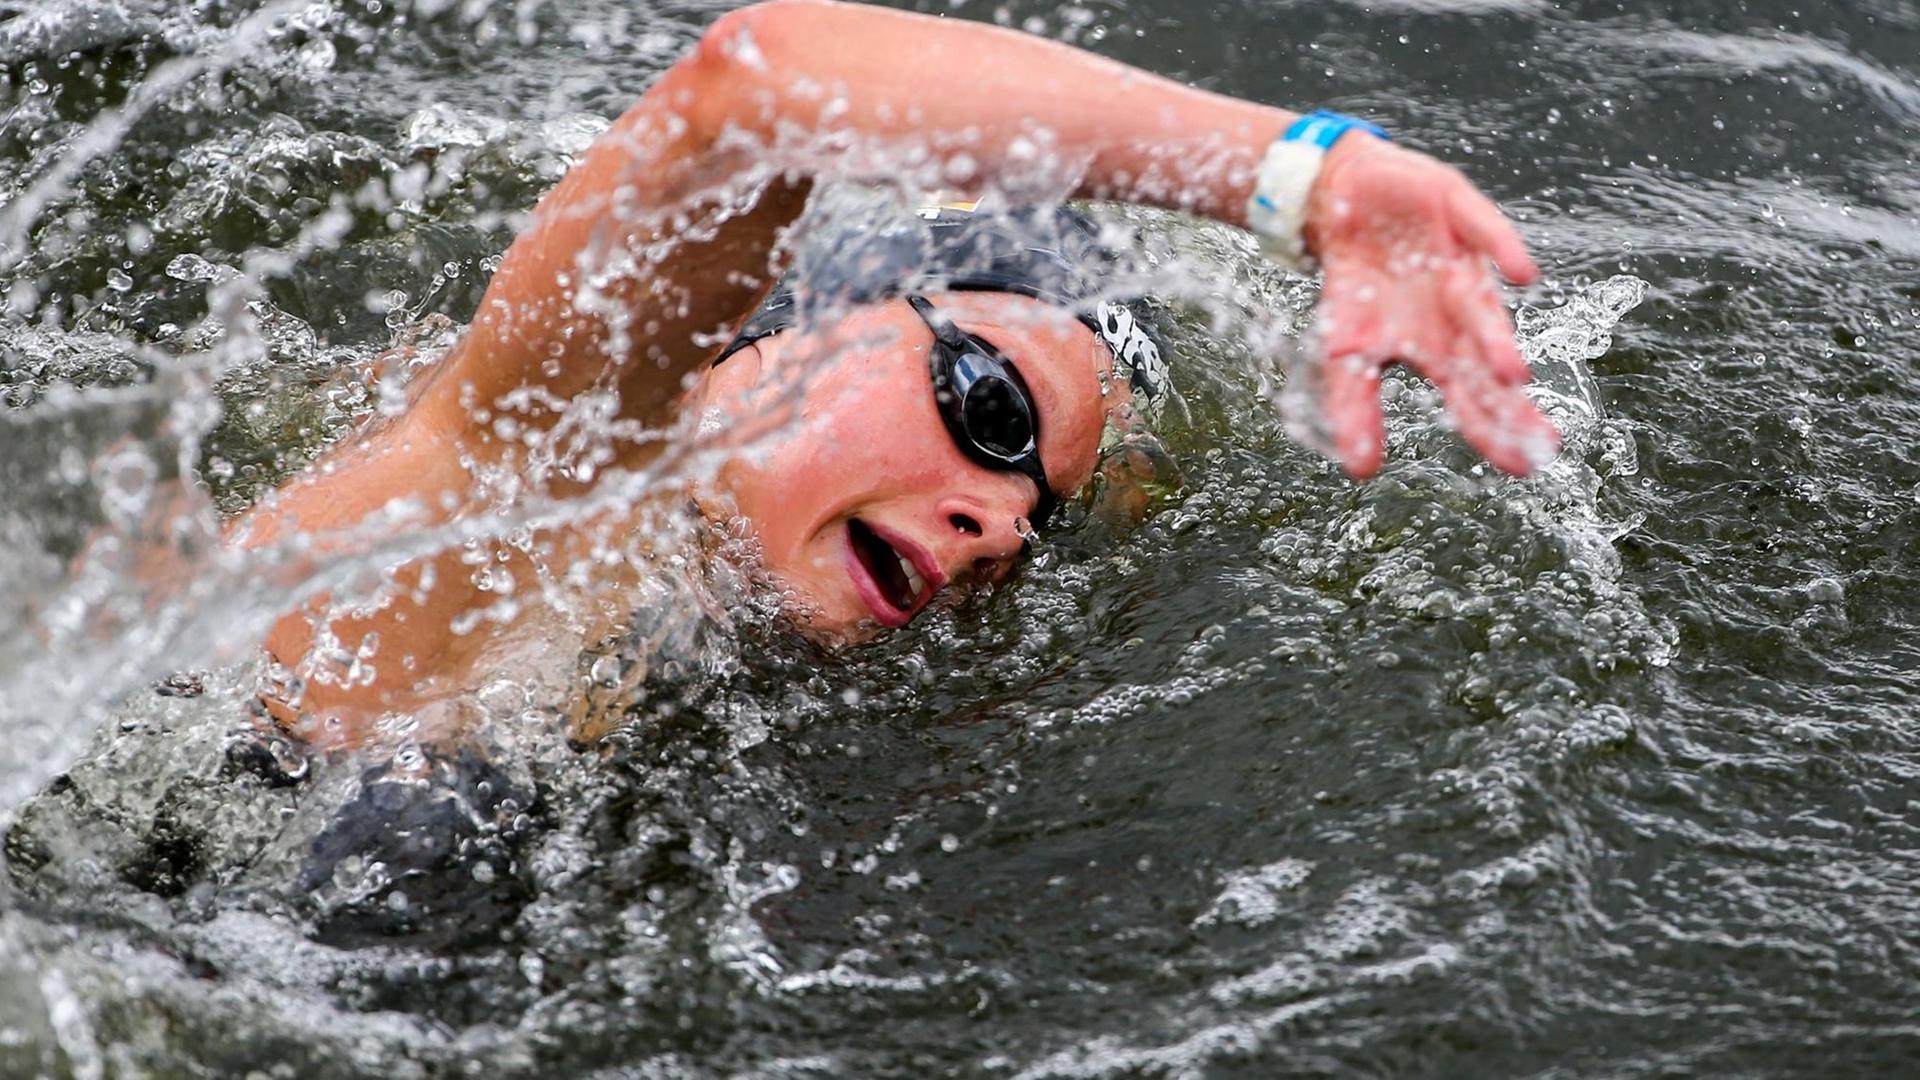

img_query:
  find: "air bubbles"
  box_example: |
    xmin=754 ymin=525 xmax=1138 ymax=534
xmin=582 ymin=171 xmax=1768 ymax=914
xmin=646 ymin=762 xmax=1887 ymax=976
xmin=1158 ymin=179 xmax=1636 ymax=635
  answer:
xmin=1194 ymin=860 xmax=1313 ymax=929
xmin=295 ymin=37 xmax=336 ymax=72
xmin=91 ymin=443 xmax=158 ymax=532
xmin=164 ymin=253 xmax=239 ymax=284
xmin=4 ymin=279 xmax=39 ymax=317
xmin=588 ymin=655 xmax=626 ymax=689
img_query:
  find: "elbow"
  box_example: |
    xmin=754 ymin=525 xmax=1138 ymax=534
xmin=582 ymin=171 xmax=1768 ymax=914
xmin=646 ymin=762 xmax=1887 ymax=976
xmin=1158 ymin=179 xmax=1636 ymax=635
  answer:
xmin=662 ymin=0 xmax=833 ymax=147
xmin=689 ymin=0 xmax=814 ymax=80
xmin=672 ymin=2 xmax=791 ymax=137
xmin=701 ymin=0 xmax=823 ymax=41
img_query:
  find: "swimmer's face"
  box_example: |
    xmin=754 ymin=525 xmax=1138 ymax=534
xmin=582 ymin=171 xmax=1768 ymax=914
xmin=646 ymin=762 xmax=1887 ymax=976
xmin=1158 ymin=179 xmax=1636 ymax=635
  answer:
xmin=693 ymin=291 xmax=1124 ymax=639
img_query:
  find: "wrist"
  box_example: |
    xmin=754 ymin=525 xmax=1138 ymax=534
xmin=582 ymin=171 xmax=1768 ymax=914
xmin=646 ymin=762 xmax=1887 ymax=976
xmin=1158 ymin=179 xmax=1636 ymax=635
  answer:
xmin=1244 ymin=110 xmax=1389 ymax=268
xmin=1301 ymin=132 xmax=1393 ymax=258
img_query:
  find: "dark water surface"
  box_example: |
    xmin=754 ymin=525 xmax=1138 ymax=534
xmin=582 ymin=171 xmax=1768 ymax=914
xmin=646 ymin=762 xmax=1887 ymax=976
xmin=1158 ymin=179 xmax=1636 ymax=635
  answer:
xmin=2 ymin=0 xmax=1918 ymax=1076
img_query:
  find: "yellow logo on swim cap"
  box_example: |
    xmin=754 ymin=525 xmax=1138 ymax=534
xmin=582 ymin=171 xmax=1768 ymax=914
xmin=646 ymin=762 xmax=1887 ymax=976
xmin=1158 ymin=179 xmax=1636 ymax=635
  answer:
xmin=915 ymin=191 xmax=985 ymax=219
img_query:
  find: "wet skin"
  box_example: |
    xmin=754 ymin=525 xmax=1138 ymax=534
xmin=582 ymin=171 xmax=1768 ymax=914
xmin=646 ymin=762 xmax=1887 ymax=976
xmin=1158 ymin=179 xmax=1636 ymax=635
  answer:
xmin=232 ymin=0 xmax=1545 ymax=742
xmin=690 ymin=290 xmax=1125 ymax=638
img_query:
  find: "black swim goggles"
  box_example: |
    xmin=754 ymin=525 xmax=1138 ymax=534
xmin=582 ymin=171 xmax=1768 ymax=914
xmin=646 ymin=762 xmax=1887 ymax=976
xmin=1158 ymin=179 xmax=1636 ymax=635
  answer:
xmin=906 ymin=294 xmax=1058 ymax=529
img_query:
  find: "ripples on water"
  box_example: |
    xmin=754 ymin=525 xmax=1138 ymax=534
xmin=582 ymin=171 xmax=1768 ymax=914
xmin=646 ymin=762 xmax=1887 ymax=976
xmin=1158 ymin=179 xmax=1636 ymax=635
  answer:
xmin=2 ymin=0 xmax=1917 ymax=1076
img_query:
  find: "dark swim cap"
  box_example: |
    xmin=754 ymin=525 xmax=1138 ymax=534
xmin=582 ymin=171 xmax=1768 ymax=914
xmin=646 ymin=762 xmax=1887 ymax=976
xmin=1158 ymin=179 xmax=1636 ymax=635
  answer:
xmin=716 ymin=197 xmax=1171 ymax=417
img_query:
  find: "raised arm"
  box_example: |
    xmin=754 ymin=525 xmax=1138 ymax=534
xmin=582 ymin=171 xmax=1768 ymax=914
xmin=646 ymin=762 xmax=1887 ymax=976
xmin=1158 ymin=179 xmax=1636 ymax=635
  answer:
xmin=427 ymin=0 xmax=1300 ymax=447
xmin=235 ymin=0 xmax=1547 ymax=738
xmin=427 ymin=0 xmax=1546 ymax=475
xmin=245 ymin=1 xmax=1315 ymax=544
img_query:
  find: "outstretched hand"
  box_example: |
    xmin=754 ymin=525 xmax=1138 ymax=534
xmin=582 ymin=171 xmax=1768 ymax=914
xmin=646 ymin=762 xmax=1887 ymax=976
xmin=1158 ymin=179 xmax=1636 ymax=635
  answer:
xmin=1303 ymin=137 xmax=1557 ymax=478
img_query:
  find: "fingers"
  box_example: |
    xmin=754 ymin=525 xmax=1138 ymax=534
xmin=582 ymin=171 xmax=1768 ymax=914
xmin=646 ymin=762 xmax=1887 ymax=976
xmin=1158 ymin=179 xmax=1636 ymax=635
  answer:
xmin=1447 ymin=182 xmax=1538 ymax=285
xmin=1316 ymin=276 xmax=1392 ymax=477
xmin=1316 ymin=324 xmax=1557 ymax=479
xmin=1314 ymin=214 xmax=1548 ymax=479
xmin=1471 ymin=308 xmax=1532 ymax=390
xmin=1432 ymin=332 xmax=1561 ymax=475
xmin=1445 ymin=267 xmax=1532 ymax=387
xmin=1321 ymin=349 xmax=1388 ymax=478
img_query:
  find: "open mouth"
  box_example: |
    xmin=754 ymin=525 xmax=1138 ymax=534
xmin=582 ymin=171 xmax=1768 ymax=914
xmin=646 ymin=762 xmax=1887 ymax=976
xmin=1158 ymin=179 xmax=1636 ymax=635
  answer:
xmin=847 ymin=517 xmax=927 ymax=616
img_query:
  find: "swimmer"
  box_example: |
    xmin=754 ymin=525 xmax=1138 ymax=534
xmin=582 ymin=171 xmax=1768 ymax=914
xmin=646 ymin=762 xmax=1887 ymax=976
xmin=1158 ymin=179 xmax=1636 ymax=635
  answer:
xmin=227 ymin=0 xmax=1555 ymax=749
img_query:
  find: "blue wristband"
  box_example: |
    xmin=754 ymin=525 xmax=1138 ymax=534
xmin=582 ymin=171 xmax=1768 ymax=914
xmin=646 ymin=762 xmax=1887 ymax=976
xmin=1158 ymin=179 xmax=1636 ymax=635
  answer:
xmin=1247 ymin=111 xmax=1391 ymax=267
xmin=1282 ymin=110 xmax=1391 ymax=151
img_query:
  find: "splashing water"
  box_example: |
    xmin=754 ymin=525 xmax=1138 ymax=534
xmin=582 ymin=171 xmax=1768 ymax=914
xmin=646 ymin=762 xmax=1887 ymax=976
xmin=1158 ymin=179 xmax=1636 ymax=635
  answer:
xmin=4 ymin=0 xmax=1919 ymax=1077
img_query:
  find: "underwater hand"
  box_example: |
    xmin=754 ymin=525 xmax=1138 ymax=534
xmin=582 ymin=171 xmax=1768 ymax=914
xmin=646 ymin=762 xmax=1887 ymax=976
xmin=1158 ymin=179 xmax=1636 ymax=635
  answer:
xmin=1303 ymin=138 xmax=1557 ymax=478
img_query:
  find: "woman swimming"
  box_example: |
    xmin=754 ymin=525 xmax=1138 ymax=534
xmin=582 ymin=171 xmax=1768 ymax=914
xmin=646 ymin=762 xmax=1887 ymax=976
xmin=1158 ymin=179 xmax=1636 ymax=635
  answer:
xmin=228 ymin=0 xmax=1556 ymax=749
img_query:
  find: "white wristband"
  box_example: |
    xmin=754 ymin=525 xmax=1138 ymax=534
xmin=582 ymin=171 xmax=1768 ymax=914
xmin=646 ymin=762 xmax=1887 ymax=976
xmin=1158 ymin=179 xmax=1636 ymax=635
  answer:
xmin=1246 ymin=139 xmax=1327 ymax=269
xmin=1245 ymin=111 xmax=1390 ymax=270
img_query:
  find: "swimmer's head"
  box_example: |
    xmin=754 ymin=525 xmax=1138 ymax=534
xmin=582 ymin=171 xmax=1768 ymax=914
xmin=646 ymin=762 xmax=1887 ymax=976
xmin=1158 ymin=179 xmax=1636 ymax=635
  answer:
xmin=692 ymin=197 xmax=1174 ymax=639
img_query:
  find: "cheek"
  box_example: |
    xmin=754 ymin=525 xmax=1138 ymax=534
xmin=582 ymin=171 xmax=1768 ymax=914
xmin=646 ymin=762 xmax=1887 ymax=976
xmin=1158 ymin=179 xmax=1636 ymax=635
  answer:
xmin=731 ymin=391 xmax=931 ymax=530
xmin=717 ymin=347 xmax=966 ymax=560
xmin=781 ymin=404 xmax=943 ymax=506
xmin=796 ymin=368 xmax=946 ymax=476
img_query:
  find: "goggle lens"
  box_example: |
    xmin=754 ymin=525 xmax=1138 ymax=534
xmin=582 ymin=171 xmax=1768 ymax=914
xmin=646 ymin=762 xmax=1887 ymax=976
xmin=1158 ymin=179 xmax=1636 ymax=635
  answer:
xmin=960 ymin=370 xmax=1036 ymax=459
xmin=909 ymin=294 xmax=1056 ymax=529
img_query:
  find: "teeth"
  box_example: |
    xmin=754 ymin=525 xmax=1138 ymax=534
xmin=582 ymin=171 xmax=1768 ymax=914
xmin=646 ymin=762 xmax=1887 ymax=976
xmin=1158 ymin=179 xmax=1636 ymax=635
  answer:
xmin=897 ymin=553 xmax=925 ymax=603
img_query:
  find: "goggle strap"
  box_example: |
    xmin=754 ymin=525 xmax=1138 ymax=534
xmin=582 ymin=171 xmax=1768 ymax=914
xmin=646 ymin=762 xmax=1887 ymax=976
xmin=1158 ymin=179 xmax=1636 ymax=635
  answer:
xmin=906 ymin=295 xmax=972 ymax=352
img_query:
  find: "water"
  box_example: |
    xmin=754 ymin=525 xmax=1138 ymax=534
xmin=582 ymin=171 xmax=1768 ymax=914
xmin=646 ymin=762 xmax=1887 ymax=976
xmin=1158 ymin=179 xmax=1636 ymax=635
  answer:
xmin=2 ymin=0 xmax=1917 ymax=1075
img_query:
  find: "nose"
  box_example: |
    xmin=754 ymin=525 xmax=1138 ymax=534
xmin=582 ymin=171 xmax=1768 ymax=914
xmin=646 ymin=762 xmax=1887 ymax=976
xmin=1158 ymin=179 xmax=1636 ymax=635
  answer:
xmin=935 ymin=489 xmax=1030 ymax=584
